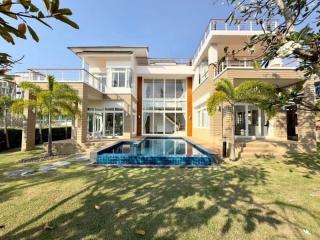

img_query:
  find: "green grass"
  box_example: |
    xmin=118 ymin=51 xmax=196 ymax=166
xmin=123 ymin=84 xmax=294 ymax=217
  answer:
xmin=0 ymin=148 xmax=320 ymax=240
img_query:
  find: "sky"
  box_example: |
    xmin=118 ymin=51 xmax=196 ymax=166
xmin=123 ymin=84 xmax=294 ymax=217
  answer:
xmin=1 ymin=0 xmax=233 ymax=72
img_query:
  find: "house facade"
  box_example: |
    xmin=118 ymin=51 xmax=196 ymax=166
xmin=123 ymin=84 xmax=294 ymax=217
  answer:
xmin=17 ymin=19 xmax=317 ymax=154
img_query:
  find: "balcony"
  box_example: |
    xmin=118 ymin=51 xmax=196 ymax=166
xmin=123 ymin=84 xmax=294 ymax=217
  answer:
xmin=16 ymin=69 xmax=104 ymax=92
xmin=213 ymin=57 xmax=297 ymax=78
xmin=192 ymin=19 xmax=279 ymax=65
xmin=147 ymin=58 xmax=191 ymax=66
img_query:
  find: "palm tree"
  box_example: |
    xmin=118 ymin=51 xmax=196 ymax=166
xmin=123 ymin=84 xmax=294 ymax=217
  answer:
xmin=16 ymin=75 xmax=81 ymax=156
xmin=0 ymin=96 xmax=13 ymax=149
xmin=207 ymin=78 xmax=276 ymax=161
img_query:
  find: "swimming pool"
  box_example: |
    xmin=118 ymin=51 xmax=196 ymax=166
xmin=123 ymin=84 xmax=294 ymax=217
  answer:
xmin=96 ymin=137 xmax=215 ymax=167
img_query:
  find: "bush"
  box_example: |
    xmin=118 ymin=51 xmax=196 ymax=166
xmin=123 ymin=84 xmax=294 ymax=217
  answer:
xmin=0 ymin=127 xmax=72 ymax=152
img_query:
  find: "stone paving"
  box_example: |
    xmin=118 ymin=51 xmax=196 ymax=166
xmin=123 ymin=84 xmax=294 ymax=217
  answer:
xmin=4 ymin=154 xmax=90 ymax=177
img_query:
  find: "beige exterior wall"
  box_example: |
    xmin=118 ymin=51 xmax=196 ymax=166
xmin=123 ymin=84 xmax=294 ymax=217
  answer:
xmin=192 ymin=67 xmax=317 ymax=154
xmin=192 ymin=65 xmax=224 ymax=151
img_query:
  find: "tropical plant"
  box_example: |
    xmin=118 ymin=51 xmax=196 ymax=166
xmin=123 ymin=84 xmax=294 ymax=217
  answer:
xmin=224 ymin=0 xmax=319 ymax=79
xmin=217 ymin=0 xmax=320 ymax=114
xmin=0 ymin=95 xmax=12 ymax=148
xmin=0 ymin=0 xmax=79 ymax=77
xmin=207 ymin=78 xmax=277 ymax=160
xmin=15 ymin=75 xmax=80 ymax=155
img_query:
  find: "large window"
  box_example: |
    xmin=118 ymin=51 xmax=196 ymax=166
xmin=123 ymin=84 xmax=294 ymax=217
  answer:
xmin=234 ymin=104 xmax=267 ymax=137
xmin=142 ymin=79 xmax=187 ymax=135
xmin=87 ymin=104 xmax=124 ymax=139
xmin=195 ymin=104 xmax=210 ymax=128
xmin=110 ymin=68 xmax=132 ymax=88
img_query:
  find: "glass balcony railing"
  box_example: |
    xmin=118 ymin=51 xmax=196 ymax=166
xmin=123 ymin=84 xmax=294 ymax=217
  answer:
xmin=16 ymin=69 xmax=104 ymax=92
xmin=192 ymin=19 xmax=279 ymax=65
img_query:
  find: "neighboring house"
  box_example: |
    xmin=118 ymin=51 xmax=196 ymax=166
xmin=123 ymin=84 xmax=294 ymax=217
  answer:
xmin=0 ymin=79 xmax=16 ymax=98
xmin=16 ymin=19 xmax=317 ymax=153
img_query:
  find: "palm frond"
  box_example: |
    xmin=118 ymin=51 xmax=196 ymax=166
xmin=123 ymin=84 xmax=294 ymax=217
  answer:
xmin=207 ymin=91 xmax=227 ymax=116
xmin=215 ymin=78 xmax=235 ymax=101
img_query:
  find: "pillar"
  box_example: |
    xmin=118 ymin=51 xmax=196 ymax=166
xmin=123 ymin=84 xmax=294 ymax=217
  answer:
xmin=75 ymin=86 xmax=88 ymax=144
xmin=136 ymin=76 xmax=142 ymax=136
xmin=21 ymin=90 xmax=36 ymax=151
xmin=297 ymin=77 xmax=317 ymax=151
xmin=187 ymin=77 xmax=193 ymax=137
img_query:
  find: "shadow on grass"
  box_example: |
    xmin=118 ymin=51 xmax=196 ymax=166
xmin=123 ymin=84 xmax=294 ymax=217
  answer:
xmin=1 ymin=162 xmax=319 ymax=240
xmin=284 ymin=144 xmax=320 ymax=178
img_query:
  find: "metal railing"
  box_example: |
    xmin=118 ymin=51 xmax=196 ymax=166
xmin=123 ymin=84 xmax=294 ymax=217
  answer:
xmin=192 ymin=19 xmax=279 ymax=65
xmin=16 ymin=69 xmax=104 ymax=92
xmin=147 ymin=58 xmax=191 ymax=66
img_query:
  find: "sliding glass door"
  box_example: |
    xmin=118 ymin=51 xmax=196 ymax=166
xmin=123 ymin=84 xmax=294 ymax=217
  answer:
xmin=87 ymin=107 xmax=124 ymax=138
xmin=234 ymin=104 xmax=267 ymax=138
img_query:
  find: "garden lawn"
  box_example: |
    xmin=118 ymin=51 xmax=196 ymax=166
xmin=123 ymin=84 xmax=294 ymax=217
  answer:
xmin=0 ymin=148 xmax=320 ymax=240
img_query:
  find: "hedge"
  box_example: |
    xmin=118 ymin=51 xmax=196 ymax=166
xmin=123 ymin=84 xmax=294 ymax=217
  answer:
xmin=0 ymin=127 xmax=71 ymax=152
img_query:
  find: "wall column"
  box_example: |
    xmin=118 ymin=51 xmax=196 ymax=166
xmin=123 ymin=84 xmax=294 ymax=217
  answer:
xmin=297 ymin=77 xmax=317 ymax=151
xmin=75 ymin=86 xmax=88 ymax=144
xmin=137 ymin=76 xmax=142 ymax=136
xmin=21 ymin=90 xmax=36 ymax=151
xmin=269 ymin=111 xmax=287 ymax=140
xmin=187 ymin=77 xmax=193 ymax=137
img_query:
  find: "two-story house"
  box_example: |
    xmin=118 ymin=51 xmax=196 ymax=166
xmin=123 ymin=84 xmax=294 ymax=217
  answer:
xmin=17 ymin=19 xmax=317 ymax=155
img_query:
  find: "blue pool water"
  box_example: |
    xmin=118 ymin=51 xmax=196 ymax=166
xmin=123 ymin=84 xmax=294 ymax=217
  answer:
xmin=96 ymin=137 xmax=214 ymax=167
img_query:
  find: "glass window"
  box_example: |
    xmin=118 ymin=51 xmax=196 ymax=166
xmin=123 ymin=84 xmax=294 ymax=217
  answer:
xmin=144 ymin=80 xmax=153 ymax=98
xmin=154 ymin=113 xmax=164 ymax=134
xmin=196 ymin=104 xmax=209 ymax=128
xmin=154 ymin=101 xmax=165 ymax=111
xmin=176 ymin=80 xmax=186 ymax=99
xmin=165 ymin=80 xmax=175 ymax=98
xmin=143 ymin=113 xmax=153 ymax=134
xmin=176 ymin=101 xmax=187 ymax=112
xmin=111 ymin=68 xmax=129 ymax=88
xmin=114 ymin=112 xmax=123 ymax=136
xmin=165 ymin=101 xmax=176 ymax=111
xmin=165 ymin=113 xmax=175 ymax=134
xmin=154 ymin=80 xmax=164 ymax=98
xmin=176 ymin=113 xmax=186 ymax=131
xmin=143 ymin=100 xmax=153 ymax=111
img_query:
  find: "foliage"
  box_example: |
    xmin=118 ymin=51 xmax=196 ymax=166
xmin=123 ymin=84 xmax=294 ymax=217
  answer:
xmin=207 ymin=78 xmax=277 ymax=118
xmin=17 ymin=75 xmax=80 ymax=155
xmin=0 ymin=95 xmax=13 ymax=148
xmin=207 ymin=78 xmax=277 ymax=160
xmin=0 ymin=0 xmax=78 ymax=76
xmin=225 ymin=0 xmax=320 ymax=78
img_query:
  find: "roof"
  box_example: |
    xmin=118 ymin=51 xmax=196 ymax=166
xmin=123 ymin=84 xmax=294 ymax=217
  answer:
xmin=68 ymin=46 xmax=149 ymax=58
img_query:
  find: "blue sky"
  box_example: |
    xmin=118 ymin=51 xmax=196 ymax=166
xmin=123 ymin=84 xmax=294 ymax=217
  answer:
xmin=2 ymin=0 xmax=232 ymax=72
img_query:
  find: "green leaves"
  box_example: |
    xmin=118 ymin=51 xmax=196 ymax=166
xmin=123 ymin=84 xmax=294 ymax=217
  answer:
xmin=54 ymin=15 xmax=79 ymax=29
xmin=27 ymin=25 xmax=39 ymax=42
xmin=0 ymin=0 xmax=79 ymax=77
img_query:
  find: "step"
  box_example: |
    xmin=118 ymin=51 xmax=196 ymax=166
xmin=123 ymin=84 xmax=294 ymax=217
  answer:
xmin=238 ymin=148 xmax=282 ymax=154
xmin=239 ymin=152 xmax=285 ymax=159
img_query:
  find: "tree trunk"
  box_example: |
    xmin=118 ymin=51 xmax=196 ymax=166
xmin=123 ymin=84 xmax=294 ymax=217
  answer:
xmin=39 ymin=116 xmax=43 ymax=144
xmin=229 ymin=104 xmax=236 ymax=161
xmin=48 ymin=111 xmax=53 ymax=156
xmin=71 ymin=117 xmax=76 ymax=140
xmin=3 ymin=107 xmax=10 ymax=149
xmin=65 ymin=118 xmax=68 ymax=139
xmin=275 ymin=0 xmax=295 ymax=32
